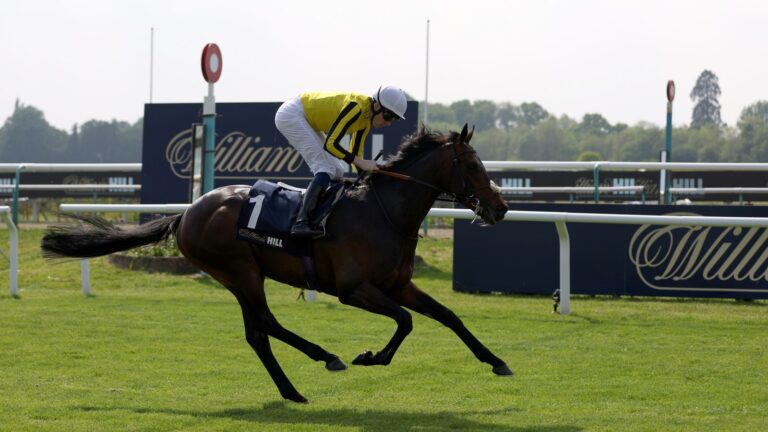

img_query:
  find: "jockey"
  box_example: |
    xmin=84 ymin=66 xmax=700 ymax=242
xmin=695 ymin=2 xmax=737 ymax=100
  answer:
xmin=275 ymin=85 xmax=407 ymax=237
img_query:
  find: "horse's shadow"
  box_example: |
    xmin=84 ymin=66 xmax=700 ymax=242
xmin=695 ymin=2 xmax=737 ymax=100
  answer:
xmin=77 ymin=402 xmax=582 ymax=432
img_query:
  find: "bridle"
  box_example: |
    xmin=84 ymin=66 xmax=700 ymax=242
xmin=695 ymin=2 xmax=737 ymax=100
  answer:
xmin=375 ymin=140 xmax=481 ymax=208
xmin=367 ymin=138 xmax=485 ymax=239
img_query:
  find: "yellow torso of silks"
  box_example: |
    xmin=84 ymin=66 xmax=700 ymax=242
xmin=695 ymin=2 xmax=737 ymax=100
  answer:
xmin=300 ymin=92 xmax=373 ymax=162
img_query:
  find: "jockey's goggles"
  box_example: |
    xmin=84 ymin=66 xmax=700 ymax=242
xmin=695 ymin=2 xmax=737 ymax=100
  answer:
xmin=382 ymin=109 xmax=400 ymax=122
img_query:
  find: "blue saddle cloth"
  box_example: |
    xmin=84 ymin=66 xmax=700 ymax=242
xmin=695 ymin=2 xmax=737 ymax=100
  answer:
xmin=236 ymin=179 xmax=348 ymax=256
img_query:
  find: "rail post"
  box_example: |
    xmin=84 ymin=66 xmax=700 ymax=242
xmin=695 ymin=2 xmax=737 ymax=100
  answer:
xmin=12 ymin=164 xmax=25 ymax=225
xmin=1 ymin=207 xmax=18 ymax=297
xmin=592 ymin=163 xmax=601 ymax=203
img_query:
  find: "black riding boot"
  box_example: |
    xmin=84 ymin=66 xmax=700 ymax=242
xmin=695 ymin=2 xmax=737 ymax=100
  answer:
xmin=291 ymin=173 xmax=330 ymax=238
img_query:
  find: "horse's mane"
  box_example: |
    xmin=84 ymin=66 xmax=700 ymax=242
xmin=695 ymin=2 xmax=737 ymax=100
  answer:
xmin=379 ymin=126 xmax=456 ymax=171
xmin=354 ymin=126 xmax=457 ymax=189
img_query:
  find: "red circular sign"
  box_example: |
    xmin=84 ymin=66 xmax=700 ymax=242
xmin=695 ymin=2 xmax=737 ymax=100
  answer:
xmin=201 ymin=43 xmax=222 ymax=83
xmin=666 ymin=80 xmax=675 ymax=102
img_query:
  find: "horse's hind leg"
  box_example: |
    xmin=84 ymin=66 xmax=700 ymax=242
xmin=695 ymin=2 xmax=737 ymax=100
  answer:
xmin=236 ymin=283 xmax=346 ymax=371
xmin=228 ymin=270 xmax=346 ymax=402
xmin=391 ymin=281 xmax=513 ymax=376
xmin=233 ymin=290 xmax=307 ymax=403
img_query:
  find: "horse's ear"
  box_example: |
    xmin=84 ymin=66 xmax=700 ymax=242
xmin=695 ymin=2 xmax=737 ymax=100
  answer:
xmin=467 ymin=125 xmax=475 ymax=143
xmin=460 ymin=124 xmax=469 ymax=143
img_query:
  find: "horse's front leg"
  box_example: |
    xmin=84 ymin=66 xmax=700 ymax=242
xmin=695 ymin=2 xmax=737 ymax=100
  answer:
xmin=338 ymin=281 xmax=413 ymax=366
xmin=391 ymin=281 xmax=513 ymax=376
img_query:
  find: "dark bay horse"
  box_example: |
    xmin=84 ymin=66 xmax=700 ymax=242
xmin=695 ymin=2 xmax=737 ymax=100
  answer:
xmin=41 ymin=124 xmax=512 ymax=403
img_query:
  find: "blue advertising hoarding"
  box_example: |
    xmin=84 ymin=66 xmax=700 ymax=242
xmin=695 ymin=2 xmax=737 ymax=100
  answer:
xmin=140 ymin=102 xmax=419 ymax=205
xmin=454 ymin=203 xmax=768 ymax=299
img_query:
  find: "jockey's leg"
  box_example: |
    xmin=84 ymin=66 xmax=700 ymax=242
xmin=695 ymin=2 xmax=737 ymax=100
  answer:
xmin=291 ymin=172 xmax=330 ymax=237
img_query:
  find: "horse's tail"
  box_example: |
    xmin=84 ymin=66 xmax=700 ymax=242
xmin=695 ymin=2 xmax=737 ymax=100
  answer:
xmin=41 ymin=214 xmax=182 ymax=259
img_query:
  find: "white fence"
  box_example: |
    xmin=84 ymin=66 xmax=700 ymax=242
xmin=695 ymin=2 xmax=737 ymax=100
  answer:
xmin=58 ymin=203 xmax=768 ymax=315
xmin=5 ymin=160 xmax=767 ymax=305
xmin=0 ymin=163 xmax=142 ymax=173
xmin=0 ymin=163 xmax=142 ymax=224
xmin=0 ymin=206 xmax=18 ymax=296
xmin=486 ymin=161 xmax=768 ymax=203
xmin=484 ymin=161 xmax=768 ymax=171
xmin=431 ymin=208 xmax=768 ymax=314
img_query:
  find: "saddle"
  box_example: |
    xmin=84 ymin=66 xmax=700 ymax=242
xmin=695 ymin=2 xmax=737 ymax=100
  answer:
xmin=236 ymin=179 xmax=349 ymax=294
xmin=236 ymin=179 xmax=348 ymax=254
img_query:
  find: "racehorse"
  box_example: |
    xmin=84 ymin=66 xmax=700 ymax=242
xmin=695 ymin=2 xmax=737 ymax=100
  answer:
xmin=41 ymin=124 xmax=512 ymax=403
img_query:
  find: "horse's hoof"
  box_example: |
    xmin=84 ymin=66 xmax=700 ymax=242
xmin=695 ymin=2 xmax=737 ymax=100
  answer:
xmin=352 ymin=350 xmax=375 ymax=365
xmin=284 ymin=392 xmax=309 ymax=404
xmin=326 ymin=357 xmax=348 ymax=371
xmin=492 ymin=364 xmax=514 ymax=376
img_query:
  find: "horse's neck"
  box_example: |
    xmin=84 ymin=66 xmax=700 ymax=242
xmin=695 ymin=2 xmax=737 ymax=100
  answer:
xmin=373 ymin=162 xmax=442 ymax=237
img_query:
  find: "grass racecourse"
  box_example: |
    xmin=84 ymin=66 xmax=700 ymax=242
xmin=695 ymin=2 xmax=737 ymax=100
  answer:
xmin=1 ymin=226 xmax=767 ymax=432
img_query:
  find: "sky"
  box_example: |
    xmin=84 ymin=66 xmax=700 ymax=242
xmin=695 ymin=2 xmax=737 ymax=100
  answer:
xmin=2 ymin=0 xmax=766 ymax=131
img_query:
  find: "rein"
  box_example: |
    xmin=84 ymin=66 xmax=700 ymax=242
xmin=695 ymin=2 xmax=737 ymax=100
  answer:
xmin=374 ymin=144 xmax=480 ymax=207
xmin=375 ymin=170 xmax=446 ymax=195
xmin=366 ymin=139 xmax=483 ymax=239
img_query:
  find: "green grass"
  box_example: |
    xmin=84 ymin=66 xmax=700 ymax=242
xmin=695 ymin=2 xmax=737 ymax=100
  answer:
xmin=1 ymin=227 xmax=767 ymax=431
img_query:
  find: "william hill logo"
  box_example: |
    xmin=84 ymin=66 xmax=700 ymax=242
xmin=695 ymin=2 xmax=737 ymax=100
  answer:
xmin=165 ymin=129 xmax=304 ymax=179
xmin=237 ymin=229 xmax=284 ymax=249
xmin=628 ymin=213 xmax=768 ymax=293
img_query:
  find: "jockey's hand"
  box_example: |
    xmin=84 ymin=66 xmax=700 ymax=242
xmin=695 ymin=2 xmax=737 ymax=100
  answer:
xmin=353 ymin=157 xmax=379 ymax=172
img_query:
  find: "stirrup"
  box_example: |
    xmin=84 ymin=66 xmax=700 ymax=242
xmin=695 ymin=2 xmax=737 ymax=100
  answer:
xmin=291 ymin=221 xmax=324 ymax=238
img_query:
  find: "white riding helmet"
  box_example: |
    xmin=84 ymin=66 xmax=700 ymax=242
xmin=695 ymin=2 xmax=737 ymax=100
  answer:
xmin=373 ymin=85 xmax=407 ymax=119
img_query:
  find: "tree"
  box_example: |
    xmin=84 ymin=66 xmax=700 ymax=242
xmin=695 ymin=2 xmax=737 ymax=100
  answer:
xmin=496 ymin=103 xmax=520 ymax=131
xmin=450 ymin=100 xmax=474 ymax=125
xmin=577 ymin=151 xmax=602 ymax=161
xmin=735 ymin=101 xmax=768 ymax=161
xmin=471 ymin=100 xmax=497 ymax=131
xmin=739 ymin=101 xmax=768 ymax=123
xmin=577 ymin=113 xmax=613 ymax=136
xmin=0 ymin=100 xmax=67 ymax=162
xmin=690 ymin=70 xmax=723 ymax=128
xmin=515 ymin=117 xmax=574 ymax=160
xmin=472 ymin=127 xmax=513 ymax=160
xmin=615 ymin=126 xmax=663 ymax=161
xmin=519 ymin=102 xmax=549 ymax=127
xmin=78 ymin=120 xmax=115 ymax=162
xmin=424 ymin=103 xmax=456 ymax=125
xmin=673 ymin=125 xmax=724 ymax=162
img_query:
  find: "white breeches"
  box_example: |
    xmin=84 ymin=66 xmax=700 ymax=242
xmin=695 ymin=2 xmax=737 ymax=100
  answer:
xmin=275 ymin=96 xmax=347 ymax=180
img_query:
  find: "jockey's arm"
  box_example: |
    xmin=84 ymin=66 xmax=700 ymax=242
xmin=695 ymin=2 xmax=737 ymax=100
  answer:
xmin=324 ymin=102 xmax=361 ymax=163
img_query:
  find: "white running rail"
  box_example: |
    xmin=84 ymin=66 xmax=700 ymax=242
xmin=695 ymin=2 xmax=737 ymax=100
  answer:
xmin=59 ymin=204 xmax=768 ymax=314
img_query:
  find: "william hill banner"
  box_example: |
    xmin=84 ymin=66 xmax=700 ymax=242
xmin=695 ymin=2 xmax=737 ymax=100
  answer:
xmin=454 ymin=203 xmax=768 ymax=299
xmin=141 ymin=102 xmax=418 ymax=205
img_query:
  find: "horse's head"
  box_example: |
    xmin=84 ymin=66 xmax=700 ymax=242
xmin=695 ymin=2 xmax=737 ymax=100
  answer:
xmin=444 ymin=124 xmax=508 ymax=225
xmin=380 ymin=124 xmax=508 ymax=225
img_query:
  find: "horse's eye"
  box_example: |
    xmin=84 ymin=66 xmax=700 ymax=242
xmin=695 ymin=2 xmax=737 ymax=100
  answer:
xmin=467 ymin=162 xmax=479 ymax=171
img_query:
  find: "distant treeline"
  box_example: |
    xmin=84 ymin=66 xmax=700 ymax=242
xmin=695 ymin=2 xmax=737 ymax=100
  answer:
xmin=419 ymin=99 xmax=768 ymax=162
xmin=1 ymin=96 xmax=767 ymax=164
xmin=0 ymin=101 xmax=142 ymax=163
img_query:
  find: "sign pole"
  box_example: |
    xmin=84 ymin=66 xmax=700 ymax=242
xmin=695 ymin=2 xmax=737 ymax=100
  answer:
xmin=202 ymin=83 xmax=216 ymax=194
xmin=664 ymin=80 xmax=675 ymax=205
xmin=200 ymin=44 xmax=222 ymax=194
